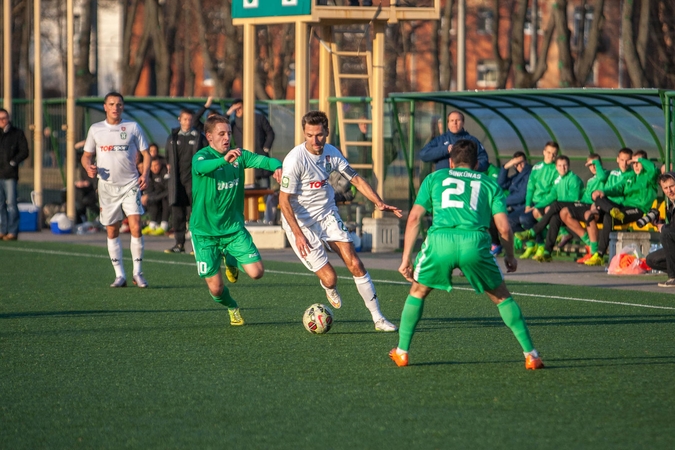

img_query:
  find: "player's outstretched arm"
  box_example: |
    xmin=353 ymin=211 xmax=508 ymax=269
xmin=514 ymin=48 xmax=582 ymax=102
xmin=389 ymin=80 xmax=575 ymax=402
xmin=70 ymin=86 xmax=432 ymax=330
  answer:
xmin=494 ymin=212 xmax=517 ymax=273
xmin=350 ymin=175 xmax=402 ymax=218
xmin=279 ymin=191 xmax=312 ymax=258
xmin=399 ymin=204 xmax=426 ymax=282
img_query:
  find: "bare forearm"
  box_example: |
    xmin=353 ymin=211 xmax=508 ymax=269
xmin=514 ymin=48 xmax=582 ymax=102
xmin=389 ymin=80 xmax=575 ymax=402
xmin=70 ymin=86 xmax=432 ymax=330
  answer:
xmin=351 ymin=176 xmax=383 ymax=207
xmin=279 ymin=194 xmax=303 ymax=237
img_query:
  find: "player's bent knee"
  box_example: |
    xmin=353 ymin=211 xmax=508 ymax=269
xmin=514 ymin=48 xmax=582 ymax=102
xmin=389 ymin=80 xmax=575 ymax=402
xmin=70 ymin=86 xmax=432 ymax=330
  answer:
xmin=409 ymin=281 xmax=432 ymax=299
xmin=243 ymin=262 xmax=264 ymax=280
xmin=486 ymin=282 xmax=511 ymax=305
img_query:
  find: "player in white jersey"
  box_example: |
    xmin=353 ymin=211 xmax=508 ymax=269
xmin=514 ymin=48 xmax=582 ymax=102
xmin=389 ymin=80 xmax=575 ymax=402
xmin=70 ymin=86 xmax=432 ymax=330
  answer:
xmin=81 ymin=92 xmax=150 ymax=288
xmin=279 ymin=110 xmax=402 ymax=332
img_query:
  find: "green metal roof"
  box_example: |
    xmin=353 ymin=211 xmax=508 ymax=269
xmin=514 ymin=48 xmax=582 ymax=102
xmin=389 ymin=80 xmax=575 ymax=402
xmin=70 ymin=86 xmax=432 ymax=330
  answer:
xmin=389 ymin=88 xmax=671 ymax=165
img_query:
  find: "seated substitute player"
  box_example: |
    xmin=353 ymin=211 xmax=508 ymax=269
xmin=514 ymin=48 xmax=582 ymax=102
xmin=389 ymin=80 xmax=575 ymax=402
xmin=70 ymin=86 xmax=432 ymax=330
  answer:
xmin=519 ymin=142 xmax=559 ymax=259
xmin=389 ymin=139 xmax=544 ymax=370
xmin=515 ymin=155 xmax=584 ymax=262
xmin=588 ymin=149 xmax=658 ymax=265
xmin=279 ymin=110 xmax=401 ymax=332
xmin=190 ymin=115 xmax=283 ymax=326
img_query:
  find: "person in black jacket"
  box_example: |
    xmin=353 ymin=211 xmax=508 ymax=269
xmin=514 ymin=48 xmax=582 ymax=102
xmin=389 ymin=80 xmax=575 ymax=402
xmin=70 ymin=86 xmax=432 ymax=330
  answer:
xmin=164 ymin=109 xmax=208 ymax=253
xmin=497 ymin=151 xmax=532 ymax=231
xmin=646 ymin=172 xmax=675 ymax=287
xmin=142 ymin=157 xmax=170 ymax=235
xmin=419 ymin=110 xmax=489 ymax=173
xmin=226 ymin=98 xmax=276 ymax=188
xmin=0 ymin=108 xmax=30 ymax=240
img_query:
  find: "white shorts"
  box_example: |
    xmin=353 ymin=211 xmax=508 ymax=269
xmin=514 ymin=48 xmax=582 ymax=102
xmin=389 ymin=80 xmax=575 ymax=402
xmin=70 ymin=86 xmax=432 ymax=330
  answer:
xmin=283 ymin=211 xmax=351 ymax=272
xmin=98 ymin=179 xmax=144 ymax=226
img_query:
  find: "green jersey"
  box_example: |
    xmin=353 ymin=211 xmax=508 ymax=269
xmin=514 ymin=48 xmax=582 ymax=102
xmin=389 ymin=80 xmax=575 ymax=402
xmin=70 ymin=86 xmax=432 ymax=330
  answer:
xmin=535 ymin=170 xmax=584 ymax=208
xmin=581 ymin=159 xmax=608 ymax=204
xmin=603 ymin=157 xmax=658 ymax=213
xmin=415 ymin=167 xmax=507 ymax=234
xmin=525 ymin=161 xmax=558 ymax=207
xmin=189 ymin=146 xmax=282 ymax=236
xmin=604 ymin=168 xmax=634 ymax=204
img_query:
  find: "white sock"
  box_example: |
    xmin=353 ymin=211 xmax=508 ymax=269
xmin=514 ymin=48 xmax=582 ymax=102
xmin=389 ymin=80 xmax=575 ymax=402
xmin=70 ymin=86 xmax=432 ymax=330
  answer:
xmin=148 ymin=221 xmax=158 ymax=230
xmin=353 ymin=273 xmax=383 ymax=322
xmin=130 ymin=236 xmax=144 ymax=275
xmin=396 ymin=348 xmax=408 ymax=355
xmin=107 ymin=237 xmax=125 ymax=279
xmin=320 ymin=280 xmax=337 ymax=295
xmin=524 ymin=349 xmax=540 ymax=358
xmin=160 ymin=221 xmax=169 ymax=231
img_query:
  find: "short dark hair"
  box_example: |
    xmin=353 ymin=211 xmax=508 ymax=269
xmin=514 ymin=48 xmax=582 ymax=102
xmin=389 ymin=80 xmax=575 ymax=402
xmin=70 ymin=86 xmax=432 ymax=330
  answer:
xmin=450 ymin=139 xmax=478 ymax=168
xmin=447 ymin=110 xmax=465 ymax=121
xmin=658 ymin=172 xmax=675 ymax=185
xmin=618 ymin=147 xmax=633 ymax=157
xmin=589 ymin=153 xmax=602 ymax=163
xmin=545 ymin=141 xmax=559 ymax=150
xmin=556 ymin=155 xmax=570 ymax=165
xmin=513 ymin=151 xmax=526 ymax=159
xmin=179 ymin=108 xmax=194 ymax=117
xmin=302 ymin=110 xmax=329 ymax=132
xmin=104 ymin=91 xmax=124 ymax=103
xmin=151 ymin=156 xmax=161 ymax=162
xmin=204 ymin=114 xmax=230 ymax=135
xmin=0 ymin=108 xmax=8 ymax=118
xmin=634 ymin=149 xmax=648 ymax=159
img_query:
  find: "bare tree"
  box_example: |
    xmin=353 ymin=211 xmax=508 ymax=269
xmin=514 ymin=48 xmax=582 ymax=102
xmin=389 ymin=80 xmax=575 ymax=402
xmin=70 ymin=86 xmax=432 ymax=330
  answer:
xmin=511 ymin=0 xmax=555 ymax=88
xmin=121 ymin=0 xmax=151 ymax=95
xmin=431 ymin=0 xmax=453 ymax=91
xmin=553 ymin=0 xmax=606 ymax=87
xmin=491 ymin=0 xmax=512 ymax=88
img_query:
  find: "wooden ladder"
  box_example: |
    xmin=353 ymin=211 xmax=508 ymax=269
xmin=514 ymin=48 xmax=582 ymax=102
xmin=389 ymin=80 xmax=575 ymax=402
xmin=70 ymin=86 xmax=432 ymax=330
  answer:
xmin=329 ymin=25 xmax=374 ymax=171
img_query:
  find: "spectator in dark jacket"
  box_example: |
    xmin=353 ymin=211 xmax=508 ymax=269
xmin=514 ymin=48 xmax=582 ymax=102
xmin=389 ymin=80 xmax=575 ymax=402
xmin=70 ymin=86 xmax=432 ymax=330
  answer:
xmin=497 ymin=151 xmax=532 ymax=231
xmin=142 ymin=157 xmax=170 ymax=235
xmin=226 ymin=98 xmax=276 ymax=188
xmin=0 ymin=108 xmax=30 ymax=240
xmin=646 ymin=172 xmax=675 ymax=287
xmin=419 ymin=111 xmax=488 ymax=172
xmin=164 ymin=109 xmax=208 ymax=253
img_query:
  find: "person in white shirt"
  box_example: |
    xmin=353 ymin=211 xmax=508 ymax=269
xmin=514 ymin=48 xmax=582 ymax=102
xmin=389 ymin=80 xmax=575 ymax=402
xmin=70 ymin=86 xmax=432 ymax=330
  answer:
xmin=279 ymin=110 xmax=401 ymax=332
xmin=81 ymin=92 xmax=150 ymax=288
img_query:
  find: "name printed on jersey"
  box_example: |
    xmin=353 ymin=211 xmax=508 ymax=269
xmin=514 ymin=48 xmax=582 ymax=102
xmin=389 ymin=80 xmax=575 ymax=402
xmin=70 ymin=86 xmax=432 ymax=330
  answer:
xmin=99 ymin=145 xmax=130 ymax=152
xmin=448 ymin=169 xmax=480 ymax=179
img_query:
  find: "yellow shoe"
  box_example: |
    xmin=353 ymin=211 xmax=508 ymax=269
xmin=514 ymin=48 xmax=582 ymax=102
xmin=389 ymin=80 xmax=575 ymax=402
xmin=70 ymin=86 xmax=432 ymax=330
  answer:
xmin=609 ymin=207 xmax=625 ymax=222
xmin=151 ymin=228 xmax=165 ymax=236
xmin=584 ymin=253 xmax=604 ymax=266
xmin=141 ymin=226 xmax=153 ymax=235
xmin=228 ymin=308 xmax=244 ymax=326
xmin=520 ymin=244 xmax=538 ymax=259
xmin=225 ymin=264 xmax=239 ymax=283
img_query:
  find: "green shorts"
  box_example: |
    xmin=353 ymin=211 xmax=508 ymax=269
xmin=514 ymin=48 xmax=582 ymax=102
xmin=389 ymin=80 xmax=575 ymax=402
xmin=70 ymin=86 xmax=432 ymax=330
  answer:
xmin=413 ymin=230 xmax=503 ymax=294
xmin=191 ymin=228 xmax=261 ymax=278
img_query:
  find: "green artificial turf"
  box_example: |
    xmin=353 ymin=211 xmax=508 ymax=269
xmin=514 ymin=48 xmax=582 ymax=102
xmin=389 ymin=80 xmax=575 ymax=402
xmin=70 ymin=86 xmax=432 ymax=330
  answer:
xmin=1 ymin=241 xmax=674 ymax=449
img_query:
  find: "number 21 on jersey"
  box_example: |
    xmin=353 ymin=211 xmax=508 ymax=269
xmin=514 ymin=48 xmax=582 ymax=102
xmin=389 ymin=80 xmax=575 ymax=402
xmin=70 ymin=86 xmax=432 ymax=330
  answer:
xmin=441 ymin=177 xmax=481 ymax=210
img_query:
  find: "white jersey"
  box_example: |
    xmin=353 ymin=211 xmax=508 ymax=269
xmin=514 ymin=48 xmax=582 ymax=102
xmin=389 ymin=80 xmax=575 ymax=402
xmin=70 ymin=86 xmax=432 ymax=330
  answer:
xmin=280 ymin=143 xmax=355 ymax=227
xmin=84 ymin=119 xmax=149 ymax=186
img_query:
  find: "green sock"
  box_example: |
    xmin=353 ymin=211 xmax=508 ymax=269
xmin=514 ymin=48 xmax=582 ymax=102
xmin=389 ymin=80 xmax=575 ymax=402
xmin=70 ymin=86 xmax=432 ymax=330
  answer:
xmin=210 ymin=286 xmax=238 ymax=309
xmin=581 ymin=232 xmax=591 ymax=246
xmin=527 ymin=229 xmax=535 ymax=239
xmin=497 ymin=297 xmax=534 ymax=353
xmin=590 ymin=242 xmax=598 ymax=254
xmin=398 ymin=295 xmax=425 ymax=352
xmin=526 ymin=241 xmax=535 ymax=249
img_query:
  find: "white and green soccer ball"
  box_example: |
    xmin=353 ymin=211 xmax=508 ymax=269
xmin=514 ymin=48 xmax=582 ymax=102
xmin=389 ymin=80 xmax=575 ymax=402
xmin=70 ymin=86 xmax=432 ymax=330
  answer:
xmin=303 ymin=303 xmax=333 ymax=334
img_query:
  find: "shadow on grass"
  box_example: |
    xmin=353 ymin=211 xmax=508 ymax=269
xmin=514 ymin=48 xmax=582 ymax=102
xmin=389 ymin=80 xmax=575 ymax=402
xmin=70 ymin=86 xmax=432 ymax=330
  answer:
xmin=417 ymin=314 xmax=675 ymax=328
xmin=410 ymin=354 xmax=675 ymax=368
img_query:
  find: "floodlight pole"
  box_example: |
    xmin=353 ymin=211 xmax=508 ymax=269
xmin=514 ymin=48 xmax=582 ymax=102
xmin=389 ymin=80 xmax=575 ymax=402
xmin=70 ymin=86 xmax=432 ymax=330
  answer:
xmin=33 ymin=0 xmax=43 ymax=215
xmin=66 ymin=0 xmax=76 ymax=222
xmin=3 ymin=0 xmax=12 ymax=115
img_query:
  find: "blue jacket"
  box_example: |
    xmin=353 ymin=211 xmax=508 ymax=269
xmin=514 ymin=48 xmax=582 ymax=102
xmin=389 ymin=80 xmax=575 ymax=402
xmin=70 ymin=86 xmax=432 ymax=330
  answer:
xmin=497 ymin=163 xmax=532 ymax=207
xmin=419 ymin=129 xmax=489 ymax=172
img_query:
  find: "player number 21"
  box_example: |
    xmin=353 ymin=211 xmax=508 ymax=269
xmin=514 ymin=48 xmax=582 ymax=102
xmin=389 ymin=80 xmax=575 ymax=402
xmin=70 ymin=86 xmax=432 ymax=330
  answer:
xmin=441 ymin=177 xmax=481 ymax=210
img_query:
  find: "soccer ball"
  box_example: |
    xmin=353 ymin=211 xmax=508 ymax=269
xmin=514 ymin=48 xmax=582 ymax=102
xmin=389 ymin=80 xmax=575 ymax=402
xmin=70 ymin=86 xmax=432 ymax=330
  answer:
xmin=303 ymin=303 xmax=333 ymax=334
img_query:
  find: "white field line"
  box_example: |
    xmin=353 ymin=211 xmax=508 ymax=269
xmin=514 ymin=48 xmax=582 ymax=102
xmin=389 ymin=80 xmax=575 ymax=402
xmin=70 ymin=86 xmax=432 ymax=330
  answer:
xmin=4 ymin=246 xmax=675 ymax=311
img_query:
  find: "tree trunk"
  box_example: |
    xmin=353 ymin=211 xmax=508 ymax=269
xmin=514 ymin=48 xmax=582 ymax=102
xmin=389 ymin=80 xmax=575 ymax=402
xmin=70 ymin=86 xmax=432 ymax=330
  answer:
xmin=622 ymin=0 xmax=649 ymax=87
xmin=122 ymin=0 xmax=151 ymax=95
xmin=430 ymin=17 xmax=440 ymax=91
xmin=574 ymin=0 xmax=605 ymax=85
xmin=553 ymin=0 xmax=577 ymax=87
xmin=493 ymin=0 xmax=512 ymax=89
xmin=75 ymin=0 xmax=95 ymax=97
xmin=439 ymin=0 xmax=453 ymax=91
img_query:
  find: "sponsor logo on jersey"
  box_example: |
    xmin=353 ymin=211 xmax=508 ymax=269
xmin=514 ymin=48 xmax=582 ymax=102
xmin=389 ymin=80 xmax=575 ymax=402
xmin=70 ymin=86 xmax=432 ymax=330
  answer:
xmin=233 ymin=161 xmax=239 ymax=168
xmin=249 ymin=252 xmax=259 ymax=259
xmin=325 ymin=156 xmax=332 ymax=172
xmin=281 ymin=176 xmax=289 ymax=188
xmin=309 ymin=179 xmax=328 ymax=189
xmin=100 ymin=145 xmax=130 ymax=152
xmin=120 ymin=132 xmax=127 ymax=139
xmin=217 ymin=178 xmax=239 ymax=191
